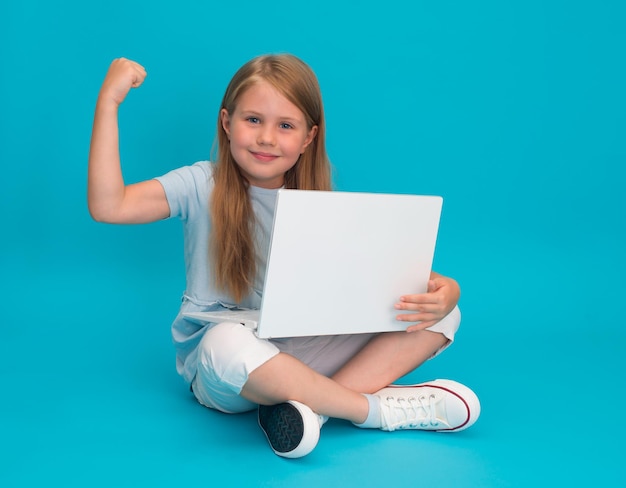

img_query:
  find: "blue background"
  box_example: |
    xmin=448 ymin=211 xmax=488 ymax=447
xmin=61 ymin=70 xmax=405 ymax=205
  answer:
xmin=1 ymin=0 xmax=624 ymax=486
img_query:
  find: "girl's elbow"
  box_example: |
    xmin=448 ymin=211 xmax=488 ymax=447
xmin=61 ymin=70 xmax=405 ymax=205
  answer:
xmin=88 ymin=208 xmax=107 ymax=223
xmin=88 ymin=201 xmax=116 ymax=223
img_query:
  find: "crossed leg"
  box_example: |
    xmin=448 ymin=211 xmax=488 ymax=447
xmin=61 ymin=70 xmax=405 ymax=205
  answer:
xmin=240 ymin=329 xmax=448 ymax=423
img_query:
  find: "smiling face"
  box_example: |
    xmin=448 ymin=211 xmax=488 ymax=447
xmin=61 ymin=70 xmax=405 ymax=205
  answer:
xmin=220 ymin=80 xmax=318 ymax=189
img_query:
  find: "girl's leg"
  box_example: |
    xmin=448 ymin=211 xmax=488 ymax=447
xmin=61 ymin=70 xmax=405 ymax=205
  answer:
xmin=330 ymin=306 xmax=462 ymax=393
xmin=241 ymin=351 xmax=369 ymax=423
xmin=240 ymin=328 xmax=447 ymax=420
xmin=331 ymin=329 xmax=448 ymax=393
xmin=195 ymin=321 xmax=369 ymax=421
xmin=197 ymin=312 xmax=478 ymax=458
xmin=195 ymin=321 xmax=371 ymax=458
xmin=241 ymin=325 xmax=477 ymax=458
xmin=241 ymin=303 xmax=455 ymax=421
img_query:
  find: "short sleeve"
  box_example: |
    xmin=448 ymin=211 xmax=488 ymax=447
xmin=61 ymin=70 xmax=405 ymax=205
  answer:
xmin=154 ymin=161 xmax=214 ymax=221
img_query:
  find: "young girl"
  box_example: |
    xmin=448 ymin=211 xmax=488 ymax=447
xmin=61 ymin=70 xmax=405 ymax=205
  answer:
xmin=88 ymin=54 xmax=480 ymax=458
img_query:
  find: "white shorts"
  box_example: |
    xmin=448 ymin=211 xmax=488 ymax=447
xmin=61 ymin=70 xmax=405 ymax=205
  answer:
xmin=191 ymin=305 xmax=461 ymax=413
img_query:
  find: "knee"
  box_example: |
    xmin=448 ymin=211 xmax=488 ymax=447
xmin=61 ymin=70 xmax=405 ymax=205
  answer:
xmin=197 ymin=321 xmax=280 ymax=388
xmin=198 ymin=322 xmax=251 ymax=369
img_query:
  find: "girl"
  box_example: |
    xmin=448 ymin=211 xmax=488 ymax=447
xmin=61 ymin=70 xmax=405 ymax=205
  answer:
xmin=88 ymin=54 xmax=480 ymax=459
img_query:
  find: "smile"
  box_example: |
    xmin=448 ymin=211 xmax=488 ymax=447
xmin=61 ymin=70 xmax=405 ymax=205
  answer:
xmin=250 ymin=151 xmax=279 ymax=162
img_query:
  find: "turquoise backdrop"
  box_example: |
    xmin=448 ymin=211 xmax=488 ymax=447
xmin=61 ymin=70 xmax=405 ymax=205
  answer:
xmin=1 ymin=1 xmax=624 ymax=486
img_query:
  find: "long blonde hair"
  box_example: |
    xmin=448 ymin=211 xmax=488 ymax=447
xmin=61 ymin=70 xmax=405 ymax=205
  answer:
xmin=210 ymin=54 xmax=332 ymax=302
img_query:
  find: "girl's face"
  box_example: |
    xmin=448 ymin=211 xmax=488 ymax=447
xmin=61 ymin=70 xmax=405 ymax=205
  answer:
xmin=221 ymin=81 xmax=317 ymax=189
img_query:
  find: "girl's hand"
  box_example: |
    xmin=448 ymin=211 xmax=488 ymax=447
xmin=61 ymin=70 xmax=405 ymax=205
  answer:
xmin=98 ymin=58 xmax=147 ymax=107
xmin=394 ymin=273 xmax=460 ymax=333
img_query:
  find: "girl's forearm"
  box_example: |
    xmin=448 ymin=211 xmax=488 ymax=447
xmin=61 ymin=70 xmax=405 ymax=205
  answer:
xmin=87 ymin=98 xmax=125 ymax=222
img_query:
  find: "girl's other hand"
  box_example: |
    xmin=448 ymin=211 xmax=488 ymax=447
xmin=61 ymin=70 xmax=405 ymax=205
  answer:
xmin=98 ymin=58 xmax=147 ymax=107
xmin=394 ymin=274 xmax=460 ymax=333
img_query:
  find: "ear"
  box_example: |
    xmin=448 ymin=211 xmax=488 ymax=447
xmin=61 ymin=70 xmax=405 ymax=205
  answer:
xmin=300 ymin=125 xmax=318 ymax=154
xmin=220 ymin=108 xmax=231 ymax=138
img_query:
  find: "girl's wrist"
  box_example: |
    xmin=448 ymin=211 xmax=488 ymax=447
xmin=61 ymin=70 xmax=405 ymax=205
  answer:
xmin=95 ymin=93 xmax=121 ymax=112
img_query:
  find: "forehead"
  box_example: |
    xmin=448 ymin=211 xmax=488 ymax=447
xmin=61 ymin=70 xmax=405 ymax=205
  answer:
xmin=236 ymin=81 xmax=306 ymax=120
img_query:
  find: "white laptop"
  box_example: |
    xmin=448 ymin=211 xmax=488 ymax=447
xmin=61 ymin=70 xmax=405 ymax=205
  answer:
xmin=183 ymin=189 xmax=443 ymax=339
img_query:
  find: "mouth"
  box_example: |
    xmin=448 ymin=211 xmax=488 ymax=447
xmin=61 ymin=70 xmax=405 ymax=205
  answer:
xmin=250 ymin=151 xmax=279 ymax=162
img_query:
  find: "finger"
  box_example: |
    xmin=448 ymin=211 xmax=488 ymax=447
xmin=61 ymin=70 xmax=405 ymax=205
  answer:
xmin=396 ymin=299 xmax=445 ymax=316
xmin=394 ymin=301 xmax=443 ymax=315
xmin=406 ymin=321 xmax=437 ymax=333
xmin=130 ymin=65 xmax=147 ymax=87
xmin=398 ymin=292 xmax=444 ymax=305
xmin=396 ymin=311 xmax=440 ymax=323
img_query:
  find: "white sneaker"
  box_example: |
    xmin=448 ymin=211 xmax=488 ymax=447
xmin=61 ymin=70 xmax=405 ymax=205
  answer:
xmin=258 ymin=401 xmax=323 ymax=458
xmin=375 ymin=379 xmax=480 ymax=432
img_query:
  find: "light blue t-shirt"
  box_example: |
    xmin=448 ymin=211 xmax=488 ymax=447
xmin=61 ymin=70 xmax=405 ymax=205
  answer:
xmin=155 ymin=161 xmax=278 ymax=383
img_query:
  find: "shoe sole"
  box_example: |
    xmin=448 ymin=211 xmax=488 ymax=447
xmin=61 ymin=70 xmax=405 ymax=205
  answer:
xmin=258 ymin=401 xmax=320 ymax=458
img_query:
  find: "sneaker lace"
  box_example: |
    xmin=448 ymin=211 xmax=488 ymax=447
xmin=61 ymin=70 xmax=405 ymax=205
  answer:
xmin=381 ymin=393 xmax=442 ymax=431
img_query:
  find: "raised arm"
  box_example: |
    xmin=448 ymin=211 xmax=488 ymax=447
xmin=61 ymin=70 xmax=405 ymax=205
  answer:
xmin=88 ymin=58 xmax=170 ymax=224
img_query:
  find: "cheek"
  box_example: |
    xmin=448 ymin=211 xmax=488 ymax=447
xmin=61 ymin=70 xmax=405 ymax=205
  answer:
xmin=297 ymin=139 xmax=312 ymax=154
xmin=288 ymin=135 xmax=309 ymax=154
xmin=228 ymin=137 xmax=243 ymax=159
xmin=229 ymin=130 xmax=247 ymax=149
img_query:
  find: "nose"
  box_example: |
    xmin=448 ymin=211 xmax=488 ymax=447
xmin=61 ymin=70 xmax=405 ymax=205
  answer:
xmin=257 ymin=125 xmax=276 ymax=146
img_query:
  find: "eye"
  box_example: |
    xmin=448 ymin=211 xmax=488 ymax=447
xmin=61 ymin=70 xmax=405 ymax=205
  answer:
xmin=279 ymin=122 xmax=294 ymax=130
xmin=246 ymin=117 xmax=260 ymax=124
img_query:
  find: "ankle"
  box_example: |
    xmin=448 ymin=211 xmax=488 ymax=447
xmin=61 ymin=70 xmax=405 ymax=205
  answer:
xmin=353 ymin=394 xmax=381 ymax=428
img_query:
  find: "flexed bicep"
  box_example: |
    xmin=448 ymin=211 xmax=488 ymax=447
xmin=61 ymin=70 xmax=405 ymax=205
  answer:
xmin=87 ymin=59 xmax=166 ymax=224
